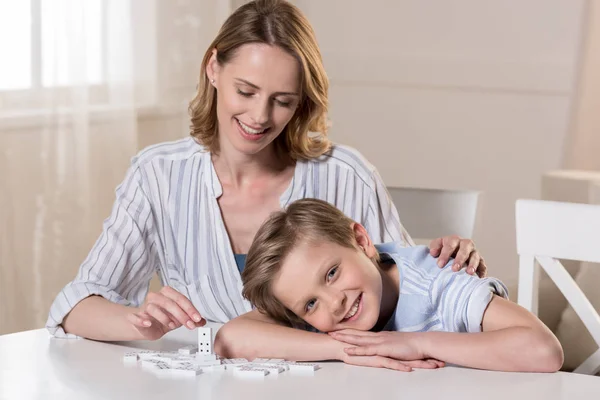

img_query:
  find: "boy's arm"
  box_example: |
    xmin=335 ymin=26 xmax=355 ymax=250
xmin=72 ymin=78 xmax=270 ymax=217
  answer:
xmin=214 ymin=309 xmax=346 ymax=361
xmin=336 ymin=296 xmax=564 ymax=372
xmin=418 ymin=295 xmax=564 ymax=372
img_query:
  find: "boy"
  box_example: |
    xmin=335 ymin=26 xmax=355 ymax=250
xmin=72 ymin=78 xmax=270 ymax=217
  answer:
xmin=219 ymin=199 xmax=563 ymax=372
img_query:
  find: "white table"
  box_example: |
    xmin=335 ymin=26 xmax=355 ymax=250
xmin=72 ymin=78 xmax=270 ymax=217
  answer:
xmin=1 ymin=326 xmax=599 ymax=400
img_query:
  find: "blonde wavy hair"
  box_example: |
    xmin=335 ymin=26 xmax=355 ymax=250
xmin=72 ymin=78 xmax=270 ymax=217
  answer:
xmin=189 ymin=0 xmax=331 ymax=160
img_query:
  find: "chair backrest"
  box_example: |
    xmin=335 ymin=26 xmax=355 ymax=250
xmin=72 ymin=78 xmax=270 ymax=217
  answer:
xmin=515 ymin=199 xmax=600 ymax=375
xmin=516 ymin=199 xmax=600 ymax=264
xmin=386 ymin=186 xmax=480 ymax=240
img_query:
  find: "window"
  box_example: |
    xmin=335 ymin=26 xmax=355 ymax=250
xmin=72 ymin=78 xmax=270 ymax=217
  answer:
xmin=0 ymin=0 xmax=104 ymax=91
xmin=0 ymin=0 xmax=158 ymax=122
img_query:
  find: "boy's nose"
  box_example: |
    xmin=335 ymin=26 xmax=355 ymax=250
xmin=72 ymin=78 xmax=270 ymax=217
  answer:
xmin=329 ymin=291 xmax=347 ymax=317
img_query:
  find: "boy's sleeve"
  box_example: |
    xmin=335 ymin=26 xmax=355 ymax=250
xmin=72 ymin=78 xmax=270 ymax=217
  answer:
xmin=430 ymin=263 xmax=509 ymax=333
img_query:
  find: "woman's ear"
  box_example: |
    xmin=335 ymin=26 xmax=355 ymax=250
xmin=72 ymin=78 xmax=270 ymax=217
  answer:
xmin=206 ymin=48 xmax=219 ymax=86
xmin=352 ymin=223 xmax=377 ymax=259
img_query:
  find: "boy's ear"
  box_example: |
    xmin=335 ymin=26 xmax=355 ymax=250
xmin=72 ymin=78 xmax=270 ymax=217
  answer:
xmin=352 ymin=223 xmax=377 ymax=258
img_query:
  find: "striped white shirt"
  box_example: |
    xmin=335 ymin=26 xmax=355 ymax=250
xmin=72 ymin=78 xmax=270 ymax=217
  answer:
xmin=46 ymin=137 xmax=412 ymax=337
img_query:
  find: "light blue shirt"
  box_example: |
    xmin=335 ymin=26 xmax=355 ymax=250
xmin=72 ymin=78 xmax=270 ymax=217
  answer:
xmin=376 ymin=243 xmax=509 ymax=333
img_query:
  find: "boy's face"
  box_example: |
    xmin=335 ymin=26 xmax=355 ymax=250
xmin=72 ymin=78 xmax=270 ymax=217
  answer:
xmin=271 ymin=235 xmax=383 ymax=332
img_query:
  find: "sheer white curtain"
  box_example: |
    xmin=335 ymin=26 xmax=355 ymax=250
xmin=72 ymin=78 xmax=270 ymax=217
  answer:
xmin=0 ymin=0 xmax=146 ymax=334
xmin=1 ymin=0 xmax=231 ymax=335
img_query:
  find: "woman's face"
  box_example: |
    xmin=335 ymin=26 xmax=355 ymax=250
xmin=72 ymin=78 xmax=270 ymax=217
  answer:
xmin=208 ymin=43 xmax=301 ymax=157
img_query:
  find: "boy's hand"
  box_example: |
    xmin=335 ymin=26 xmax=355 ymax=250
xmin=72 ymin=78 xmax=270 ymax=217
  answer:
xmin=429 ymin=235 xmax=487 ymax=277
xmin=330 ymin=329 xmax=444 ymax=372
xmin=127 ymin=286 xmax=206 ymax=340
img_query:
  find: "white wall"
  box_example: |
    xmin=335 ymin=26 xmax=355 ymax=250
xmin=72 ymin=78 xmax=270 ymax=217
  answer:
xmin=294 ymin=0 xmax=586 ymax=288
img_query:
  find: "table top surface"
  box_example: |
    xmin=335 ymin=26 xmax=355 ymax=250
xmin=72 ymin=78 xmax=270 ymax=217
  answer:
xmin=1 ymin=326 xmax=599 ymax=400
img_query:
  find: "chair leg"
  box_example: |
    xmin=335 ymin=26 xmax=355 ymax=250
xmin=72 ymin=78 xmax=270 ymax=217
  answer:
xmin=517 ymin=255 xmax=539 ymax=315
xmin=573 ymin=348 xmax=600 ymax=376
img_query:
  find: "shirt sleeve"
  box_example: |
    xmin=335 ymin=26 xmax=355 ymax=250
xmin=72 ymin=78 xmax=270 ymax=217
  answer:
xmin=364 ymin=169 xmax=414 ymax=246
xmin=430 ymin=262 xmax=509 ymax=333
xmin=45 ymin=162 xmax=159 ymax=338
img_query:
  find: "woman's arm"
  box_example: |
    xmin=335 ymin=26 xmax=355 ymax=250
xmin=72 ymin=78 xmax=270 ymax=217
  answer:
xmin=335 ymin=296 xmax=564 ymax=373
xmin=48 ymin=163 xmax=205 ymax=341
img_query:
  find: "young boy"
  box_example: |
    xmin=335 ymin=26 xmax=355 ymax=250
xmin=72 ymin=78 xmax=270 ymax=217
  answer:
xmin=222 ymin=198 xmax=563 ymax=372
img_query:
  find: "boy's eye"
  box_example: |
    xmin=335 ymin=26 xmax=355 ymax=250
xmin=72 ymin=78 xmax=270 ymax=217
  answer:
xmin=305 ymin=299 xmax=316 ymax=313
xmin=327 ymin=266 xmax=338 ymax=282
xmin=236 ymin=89 xmax=253 ymax=97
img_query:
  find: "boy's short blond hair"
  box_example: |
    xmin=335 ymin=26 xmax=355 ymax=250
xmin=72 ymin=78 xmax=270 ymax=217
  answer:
xmin=242 ymin=198 xmax=378 ymax=325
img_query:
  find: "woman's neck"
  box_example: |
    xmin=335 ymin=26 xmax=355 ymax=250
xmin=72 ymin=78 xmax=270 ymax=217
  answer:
xmin=212 ymin=142 xmax=292 ymax=189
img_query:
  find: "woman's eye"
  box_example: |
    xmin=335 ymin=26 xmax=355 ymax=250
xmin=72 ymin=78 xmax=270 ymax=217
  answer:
xmin=236 ymin=89 xmax=253 ymax=97
xmin=275 ymin=99 xmax=292 ymax=108
xmin=327 ymin=266 xmax=338 ymax=281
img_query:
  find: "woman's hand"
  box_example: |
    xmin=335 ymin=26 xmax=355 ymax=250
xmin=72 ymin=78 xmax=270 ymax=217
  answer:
xmin=330 ymin=329 xmax=444 ymax=372
xmin=429 ymin=235 xmax=487 ymax=277
xmin=127 ymin=286 xmax=206 ymax=340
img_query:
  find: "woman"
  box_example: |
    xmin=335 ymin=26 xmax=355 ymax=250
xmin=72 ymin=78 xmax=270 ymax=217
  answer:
xmin=47 ymin=0 xmax=485 ymax=357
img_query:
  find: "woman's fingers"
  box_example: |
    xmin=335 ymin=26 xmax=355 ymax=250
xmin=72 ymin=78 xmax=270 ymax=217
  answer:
xmin=438 ymin=236 xmax=460 ymax=268
xmin=146 ymin=303 xmax=178 ymax=330
xmin=465 ymin=251 xmax=481 ymax=275
xmin=127 ymin=312 xmax=151 ymax=328
xmin=161 ymin=286 xmax=204 ymax=323
xmin=429 ymin=237 xmax=443 ymax=257
xmin=146 ymin=290 xmax=197 ymax=329
xmin=475 ymin=258 xmax=488 ymax=278
xmin=452 ymin=239 xmax=475 ymax=271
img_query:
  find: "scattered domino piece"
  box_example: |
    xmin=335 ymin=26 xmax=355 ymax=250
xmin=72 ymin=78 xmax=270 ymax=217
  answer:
xmin=188 ymin=358 xmax=221 ymax=367
xmin=122 ymin=352 xmax=139 ymax=363
xmin=178 ymin=345 xmax=198 ymax=355
xmin=197 ymin=327 xmax=213 ymax=355
xmin=234 ymin=366 xmax=270 ymax=378
xmin=288 ymin=362 xmax=320 ymax=372
xmin=141 ymin=359 xmax=164 ymax=371
xmin=248 ymin=363 xmax=285 ymax=374
xmin=149 ymin=352 xmax=181 ymax=364
xmin=152 ymin=361 xmax=173 ymax=376
xmin=136 ymin=350 xmax=160 ymax=360
xmin=221 ymin=358 xmax=249 ymax=369
xmin=202 ymin=364 xmax=226 ymax=372
xmin=195 ymin=354 xmax=218 ymax=362
xmin=170 ymin=362 xmax=203 ymax=377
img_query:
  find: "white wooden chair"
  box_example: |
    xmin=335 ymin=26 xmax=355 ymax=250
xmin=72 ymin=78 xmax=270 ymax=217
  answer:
xmin=516 ymin=199 xmax=600 ymax=375
xmin=386 ymin=187 xmax=480 ymax=241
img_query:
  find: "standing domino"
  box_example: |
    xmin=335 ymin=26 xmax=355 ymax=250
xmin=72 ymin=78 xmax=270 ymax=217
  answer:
xmin=197 ymin=327 xmax=213 ymax=355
